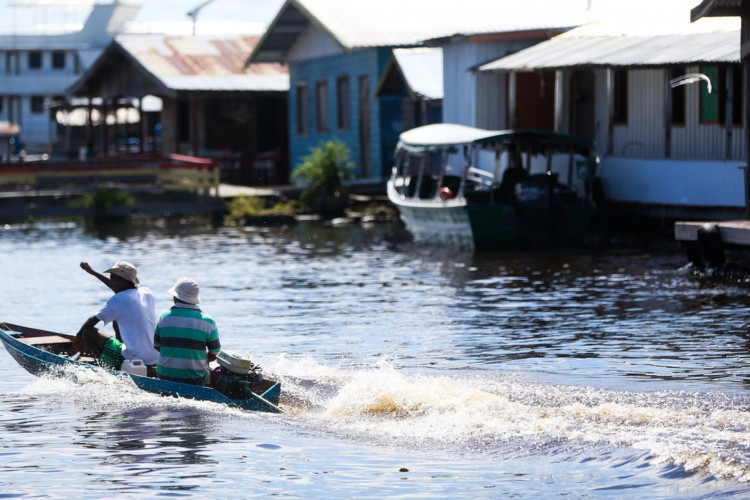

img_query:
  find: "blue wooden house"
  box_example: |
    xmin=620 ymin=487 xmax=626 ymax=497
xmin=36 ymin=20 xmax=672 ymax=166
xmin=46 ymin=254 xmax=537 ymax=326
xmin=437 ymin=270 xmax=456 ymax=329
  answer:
xmin=246 ymin=0 xmax=595 ymax=182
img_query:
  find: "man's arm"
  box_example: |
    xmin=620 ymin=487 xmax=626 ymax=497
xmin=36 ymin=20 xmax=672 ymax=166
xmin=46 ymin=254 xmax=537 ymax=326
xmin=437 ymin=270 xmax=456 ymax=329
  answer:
xmin=80 ymin=262 xmax=116 ymax=292
xmin=78 ymin=315 xmax=100 ymax=332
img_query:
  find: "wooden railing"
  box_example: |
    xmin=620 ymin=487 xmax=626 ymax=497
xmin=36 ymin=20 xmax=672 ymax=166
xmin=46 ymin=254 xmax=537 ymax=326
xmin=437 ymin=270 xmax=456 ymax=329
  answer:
xmin=0 ymin=154 xmax=220 ymax=197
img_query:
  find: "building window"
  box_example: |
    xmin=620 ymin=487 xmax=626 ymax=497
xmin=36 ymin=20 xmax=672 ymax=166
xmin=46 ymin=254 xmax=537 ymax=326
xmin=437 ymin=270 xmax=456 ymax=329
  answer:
xmin=670 ymin=67 xmax=686 ymax=126
xmin=718 ymin=66 xmax=743 ymax=127
xmin=296 ymin=83 xmax=309 ymax=136
xmin=28 ymin=51 xmax=42 ymax=70
xmin=52 ymin=51 xmax=65 ymax=70
xmin=336 ymin=76 xmax=350 ymax=131
xmin=316 ymin=80 xmax=329 ymax=133
xmin=613 ymin=69 xmax=628 ymax=124
xmin=699 ymin=65 xmax=719 ymax=123
xmin=30 ymin=96 xmax=45 ymax=114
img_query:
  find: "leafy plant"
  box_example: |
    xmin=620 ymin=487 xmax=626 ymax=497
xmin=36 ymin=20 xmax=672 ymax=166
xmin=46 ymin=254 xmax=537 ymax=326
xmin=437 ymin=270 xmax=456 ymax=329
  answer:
xmin=292 ymin=140 xmax=354 ymax=207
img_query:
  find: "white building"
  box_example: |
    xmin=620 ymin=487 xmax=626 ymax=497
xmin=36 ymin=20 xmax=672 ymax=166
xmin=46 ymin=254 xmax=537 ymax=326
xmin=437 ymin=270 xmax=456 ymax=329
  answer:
xmin=0 ymin=2 xmax=138 ymax=155
xmin=478 ymin=1 xmax=744 ymax=219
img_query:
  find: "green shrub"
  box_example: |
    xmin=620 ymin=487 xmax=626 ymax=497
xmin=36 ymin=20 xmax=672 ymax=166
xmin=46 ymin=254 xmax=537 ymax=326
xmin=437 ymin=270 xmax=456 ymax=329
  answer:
xmin=293 ymin=140 xmax=354 ymax=207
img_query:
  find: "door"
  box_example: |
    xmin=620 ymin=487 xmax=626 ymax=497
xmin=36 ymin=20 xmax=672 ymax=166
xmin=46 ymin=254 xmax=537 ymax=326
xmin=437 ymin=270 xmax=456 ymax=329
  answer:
xmin=570 ymin=69 xmax=596 ymax=140
xmin=514 ymin=71 xmax=555 ymax=130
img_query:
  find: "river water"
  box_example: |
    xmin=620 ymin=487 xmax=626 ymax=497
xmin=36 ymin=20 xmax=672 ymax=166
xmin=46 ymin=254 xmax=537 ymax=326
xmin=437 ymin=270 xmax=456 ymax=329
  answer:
xmin=2 ymin=219 xmax=750 ymax=498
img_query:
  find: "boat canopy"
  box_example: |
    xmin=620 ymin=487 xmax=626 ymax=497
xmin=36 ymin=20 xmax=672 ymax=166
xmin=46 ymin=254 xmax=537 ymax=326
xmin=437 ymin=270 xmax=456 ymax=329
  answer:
xmin=397 ymin=124 xmax=595 ymax=155
xmin=397 ymin=123 xmax=501 ymax=153
xmin=474 ymin=130 xmax=596 ymax=156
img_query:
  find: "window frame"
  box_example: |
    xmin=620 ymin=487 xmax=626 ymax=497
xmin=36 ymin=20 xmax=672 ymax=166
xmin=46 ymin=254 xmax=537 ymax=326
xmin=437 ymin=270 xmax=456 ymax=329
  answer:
xmin=30 ymin=96 xmax=45 ymax=114
xmin=296 ymin=83 xmax=309 ymax=137
xmin=336 ymin=76 xmax=351 ymax=131
xmin=28 ymin=51 xmax=42 ymax=70
xmin=52 ymin=51 xmax=66 ymax=70
xmin=315 ymin=80 xmax=329 ymax=133
xmin=699 ymin=65 xmax=720 ymax=124
xmin=670 ymin=67 xmax=687 ymax=127
xmin=612 ymin=69 xmax=628 ymax=125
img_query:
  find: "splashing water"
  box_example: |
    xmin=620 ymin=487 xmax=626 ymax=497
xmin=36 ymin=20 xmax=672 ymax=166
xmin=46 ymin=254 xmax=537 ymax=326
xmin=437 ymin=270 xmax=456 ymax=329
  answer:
xmin=266 ymin=357 xmax=750 ymax=482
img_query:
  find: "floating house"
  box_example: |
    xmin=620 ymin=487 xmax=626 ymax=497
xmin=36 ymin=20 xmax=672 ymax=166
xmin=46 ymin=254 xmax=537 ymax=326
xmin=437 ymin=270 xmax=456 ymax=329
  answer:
xmin=246 ymin=0 xmax=596 ymax=183
xmin=67 ymin=34 xmax=290 ymax=185
xmin=0 ymin=2 xmax=138 ymax=156
xmin=478 ymin=0 xmax=744 ymax=219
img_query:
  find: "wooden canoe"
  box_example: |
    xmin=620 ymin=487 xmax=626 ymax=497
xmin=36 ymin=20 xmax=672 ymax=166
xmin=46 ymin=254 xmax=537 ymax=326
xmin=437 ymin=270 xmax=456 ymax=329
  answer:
xmin=0 ymin=322 xmax=284 ymax=414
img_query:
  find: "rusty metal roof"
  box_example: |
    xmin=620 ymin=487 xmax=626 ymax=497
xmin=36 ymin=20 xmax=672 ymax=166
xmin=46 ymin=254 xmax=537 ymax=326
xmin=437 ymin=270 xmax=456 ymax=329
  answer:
xmin=115 ymin=34 xmax=289 ymax=92
xmin=249 ymin=0 xmax=596 ymax=63
xmin=479 ymin=15 xmax=740 ymax=71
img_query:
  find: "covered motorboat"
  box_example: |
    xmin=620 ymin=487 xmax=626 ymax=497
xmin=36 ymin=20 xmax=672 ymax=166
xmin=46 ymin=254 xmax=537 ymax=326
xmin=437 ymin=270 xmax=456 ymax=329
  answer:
xmin=387 ymin=123 xmax=599 ymax=250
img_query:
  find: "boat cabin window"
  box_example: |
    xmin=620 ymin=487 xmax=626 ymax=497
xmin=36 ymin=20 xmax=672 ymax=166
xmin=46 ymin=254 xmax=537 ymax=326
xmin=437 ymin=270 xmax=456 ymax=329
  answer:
xmin=393 ymin=148 xmax=464 ymax=200
xmin=464 ymin=141 xmax=593 ymax=204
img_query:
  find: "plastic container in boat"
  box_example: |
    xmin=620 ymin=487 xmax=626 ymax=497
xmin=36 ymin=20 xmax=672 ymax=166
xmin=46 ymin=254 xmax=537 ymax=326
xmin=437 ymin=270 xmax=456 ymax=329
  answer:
xmin=121 ymin=359 xmax=147 ymax=376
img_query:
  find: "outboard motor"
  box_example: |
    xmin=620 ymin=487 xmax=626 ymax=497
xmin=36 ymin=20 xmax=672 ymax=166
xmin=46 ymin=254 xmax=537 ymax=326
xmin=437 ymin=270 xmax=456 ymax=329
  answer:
xmin=212 ymin=351 xmax=263 ymax=399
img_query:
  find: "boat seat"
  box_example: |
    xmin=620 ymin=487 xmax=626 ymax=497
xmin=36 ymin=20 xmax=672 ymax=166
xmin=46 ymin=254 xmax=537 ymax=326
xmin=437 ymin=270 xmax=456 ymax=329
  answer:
xmin=22 ymin=335 xmax=72 ymax=346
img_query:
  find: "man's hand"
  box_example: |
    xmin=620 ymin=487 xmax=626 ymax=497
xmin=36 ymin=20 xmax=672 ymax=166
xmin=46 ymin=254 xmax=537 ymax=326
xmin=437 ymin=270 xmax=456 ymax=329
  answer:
xmin=81 ymin=262 xmax=116 ymax=292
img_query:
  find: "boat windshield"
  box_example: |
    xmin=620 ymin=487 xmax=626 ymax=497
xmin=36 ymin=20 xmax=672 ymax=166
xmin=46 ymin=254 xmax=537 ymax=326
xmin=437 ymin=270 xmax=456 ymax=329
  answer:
xmin=393 ymin=146 xmax=466 ymax=200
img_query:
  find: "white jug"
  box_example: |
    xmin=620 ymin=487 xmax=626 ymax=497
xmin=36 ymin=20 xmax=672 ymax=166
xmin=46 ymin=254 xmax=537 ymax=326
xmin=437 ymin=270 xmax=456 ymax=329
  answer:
xmin=121 ymin=359 xmax=147 ymax=377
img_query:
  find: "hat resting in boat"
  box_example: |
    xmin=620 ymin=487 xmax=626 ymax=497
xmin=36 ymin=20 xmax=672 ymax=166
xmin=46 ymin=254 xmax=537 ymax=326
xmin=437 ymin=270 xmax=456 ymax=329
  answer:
xmin=169 ymin=277 xmax=200 ymax=305
xmin=104 ymin=260 xmax=139 ymax=286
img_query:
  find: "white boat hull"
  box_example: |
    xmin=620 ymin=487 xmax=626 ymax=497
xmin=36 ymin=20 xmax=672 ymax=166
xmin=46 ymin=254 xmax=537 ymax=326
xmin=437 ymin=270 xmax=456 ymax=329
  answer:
xmin=387 ymin=180 xmax=474 ymax=249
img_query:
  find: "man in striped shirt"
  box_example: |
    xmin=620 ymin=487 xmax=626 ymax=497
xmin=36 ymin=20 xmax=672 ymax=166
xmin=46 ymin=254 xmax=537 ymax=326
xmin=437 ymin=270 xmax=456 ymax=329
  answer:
xmin=154 ymin=277 xmax=221 ymax=386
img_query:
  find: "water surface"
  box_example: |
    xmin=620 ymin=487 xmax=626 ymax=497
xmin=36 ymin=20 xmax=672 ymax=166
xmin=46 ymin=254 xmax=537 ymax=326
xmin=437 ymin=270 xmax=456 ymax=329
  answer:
xmin=2 ymin=219 xmax=750 ymax=497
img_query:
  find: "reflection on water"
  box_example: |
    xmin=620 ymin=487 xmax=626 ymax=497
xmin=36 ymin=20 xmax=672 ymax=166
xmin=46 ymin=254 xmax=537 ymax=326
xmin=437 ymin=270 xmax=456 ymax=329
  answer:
xmin=3 ymin=219 xmax=750 ymax=496
xmin=74 ymin=407 xmax=218 ymax=467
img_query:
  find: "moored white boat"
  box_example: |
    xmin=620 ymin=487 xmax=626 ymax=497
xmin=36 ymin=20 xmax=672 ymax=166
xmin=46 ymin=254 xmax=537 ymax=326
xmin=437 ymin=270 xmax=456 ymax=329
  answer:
xmin=387 ymin=123 xmax=599 ymax=250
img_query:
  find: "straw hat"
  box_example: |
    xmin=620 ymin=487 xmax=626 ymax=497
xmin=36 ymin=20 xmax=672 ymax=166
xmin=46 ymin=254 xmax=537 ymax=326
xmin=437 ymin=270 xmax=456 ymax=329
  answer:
xmin=169 ymin=277 xmax=200 ymax=305
xmin=104 ymin=261 xmax=139 ymax=286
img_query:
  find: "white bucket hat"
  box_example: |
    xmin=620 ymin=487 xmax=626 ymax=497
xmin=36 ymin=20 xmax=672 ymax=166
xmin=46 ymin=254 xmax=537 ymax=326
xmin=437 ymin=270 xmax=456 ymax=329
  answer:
xmin=169 ymin=277 xmax=200 ymax=304
xmin=104 ymin=260 xmax=139 ymax=286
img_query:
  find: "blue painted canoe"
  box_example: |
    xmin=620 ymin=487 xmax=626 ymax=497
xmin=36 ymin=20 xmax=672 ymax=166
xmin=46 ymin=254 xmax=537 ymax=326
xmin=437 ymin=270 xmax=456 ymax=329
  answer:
xmin=0 ymin=322 xmax=284 ymax=414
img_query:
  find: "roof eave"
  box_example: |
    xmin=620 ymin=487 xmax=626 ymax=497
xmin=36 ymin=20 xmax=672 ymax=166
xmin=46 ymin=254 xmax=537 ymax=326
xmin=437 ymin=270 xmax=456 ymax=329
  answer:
xmin=244 ymin=0 xmax=350 ymax=68
xmin=691 ymin=0 xmax=741 ymax=22
xmin=67 ymin=40 xmax=176 ymax=98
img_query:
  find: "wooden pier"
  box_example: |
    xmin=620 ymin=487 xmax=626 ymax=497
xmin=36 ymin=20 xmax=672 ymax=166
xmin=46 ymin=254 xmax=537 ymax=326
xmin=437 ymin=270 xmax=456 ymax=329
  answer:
xmin=0 ymin=154 xmax=224 ymax=220
xmin=675 ymin=220 xmax=750 ymax=246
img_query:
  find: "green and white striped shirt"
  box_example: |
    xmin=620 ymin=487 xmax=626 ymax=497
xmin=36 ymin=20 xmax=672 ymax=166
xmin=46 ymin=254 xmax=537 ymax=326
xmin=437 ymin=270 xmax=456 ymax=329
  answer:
xmin=154 ymin=303 xmax=221 ymax=385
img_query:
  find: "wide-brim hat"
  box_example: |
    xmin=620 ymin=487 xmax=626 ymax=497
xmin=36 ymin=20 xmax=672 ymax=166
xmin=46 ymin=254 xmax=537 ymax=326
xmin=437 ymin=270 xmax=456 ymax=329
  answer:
xmin=104 ymin=260 xmax=139 ymax=286
xmin=169 ymin=277 xmax=200 ymax=305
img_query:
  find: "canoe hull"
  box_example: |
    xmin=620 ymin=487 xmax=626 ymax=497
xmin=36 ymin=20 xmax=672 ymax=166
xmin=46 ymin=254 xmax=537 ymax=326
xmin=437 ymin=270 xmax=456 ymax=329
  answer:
xmin=0 ymin=324 xmax=283 ymax=413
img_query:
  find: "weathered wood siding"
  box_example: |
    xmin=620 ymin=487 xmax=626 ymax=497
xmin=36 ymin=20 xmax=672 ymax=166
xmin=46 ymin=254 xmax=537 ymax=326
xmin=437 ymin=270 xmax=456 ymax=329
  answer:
xmin=289 ymin=48 xmax=383 ymax=179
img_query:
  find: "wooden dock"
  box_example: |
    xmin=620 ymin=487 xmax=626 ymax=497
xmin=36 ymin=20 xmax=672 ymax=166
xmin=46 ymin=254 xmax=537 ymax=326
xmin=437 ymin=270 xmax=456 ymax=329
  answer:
xmin=675 ymin=220 xmax=750 ymax=246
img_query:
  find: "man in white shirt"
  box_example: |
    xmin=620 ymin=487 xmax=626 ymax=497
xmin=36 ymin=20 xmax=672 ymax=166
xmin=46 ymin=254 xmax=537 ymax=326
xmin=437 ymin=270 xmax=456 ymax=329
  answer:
xmin=73 ymin=260 xmax=159 ymax=370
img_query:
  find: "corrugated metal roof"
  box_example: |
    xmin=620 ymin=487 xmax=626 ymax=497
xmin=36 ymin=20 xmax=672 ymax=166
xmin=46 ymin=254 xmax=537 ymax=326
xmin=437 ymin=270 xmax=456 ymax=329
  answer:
xmin=250 ymin=0 xmax=596 ymax=63
xmin=392 ymin=48 xmax=443 ymax=100
xmin=115 ymin=34 xmax=289 ymax=92
xmin=479 ymin=15 xmax=740 ymax=71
